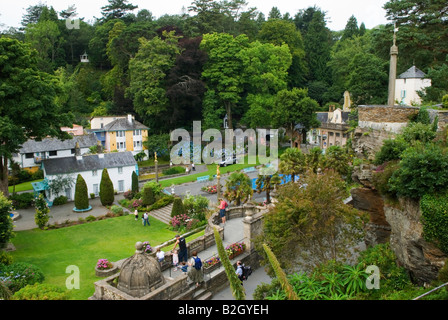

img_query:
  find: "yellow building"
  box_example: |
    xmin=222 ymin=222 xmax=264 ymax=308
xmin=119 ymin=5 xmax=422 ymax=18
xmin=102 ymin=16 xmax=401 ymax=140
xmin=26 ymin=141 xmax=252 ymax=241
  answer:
xmin=91 ymin=115 xmax=149 ymax=156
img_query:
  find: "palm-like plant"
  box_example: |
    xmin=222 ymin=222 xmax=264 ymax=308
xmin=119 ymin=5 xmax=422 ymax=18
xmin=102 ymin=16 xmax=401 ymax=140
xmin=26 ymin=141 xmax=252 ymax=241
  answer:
xmin=305 ymin=146 xmax=324 ymax=173
xmin=278 ymin=148 xmax=306 ymax=182
xmin=342 ymin=263 xmax=368 ymax=296
xmin=223 ymin=172 xmax=253 ymax=206
xmin=255 ymin=172 xmax=281 ymax=204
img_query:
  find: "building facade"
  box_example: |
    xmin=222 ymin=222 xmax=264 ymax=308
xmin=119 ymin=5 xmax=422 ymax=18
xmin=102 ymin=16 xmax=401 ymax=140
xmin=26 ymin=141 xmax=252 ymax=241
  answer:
xmin=12 ymin=133 xmax=98 ymax=173
xmin=307 ymin=106 xmax=350 ymax=150
xmin=41 ymin=151 xmax=138 ymax=203
xmin=395 ymin=66 xmax=431 ymax=106
xmin=89 ymin=115 xmax=149 ymax=156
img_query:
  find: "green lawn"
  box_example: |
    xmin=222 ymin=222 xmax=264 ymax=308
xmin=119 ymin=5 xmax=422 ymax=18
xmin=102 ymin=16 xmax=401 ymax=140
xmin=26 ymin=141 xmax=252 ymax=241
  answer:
xmin=9 ymin=214 xmax=203 ymax=300
xmin=8 ymin=179 xmax=43 ymax=193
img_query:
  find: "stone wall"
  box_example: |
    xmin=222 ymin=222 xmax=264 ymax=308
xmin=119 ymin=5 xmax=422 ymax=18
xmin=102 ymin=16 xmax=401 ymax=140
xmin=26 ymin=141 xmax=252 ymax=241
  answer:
xmin=384 ymin=198 xmax=447 ymax=285
xmin=358 ymin=105 xmax=419 ymax=133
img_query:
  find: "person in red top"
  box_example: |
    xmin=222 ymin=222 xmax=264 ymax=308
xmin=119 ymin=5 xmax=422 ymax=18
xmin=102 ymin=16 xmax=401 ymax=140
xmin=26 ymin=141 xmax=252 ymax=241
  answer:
xmin=219 ymin=198 xmax=228 ymax=225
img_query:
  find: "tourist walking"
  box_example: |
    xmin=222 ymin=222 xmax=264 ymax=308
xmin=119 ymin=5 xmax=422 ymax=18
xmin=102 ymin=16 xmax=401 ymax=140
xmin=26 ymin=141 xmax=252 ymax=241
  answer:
xmin=188 ymin=251 xmax=204 ymax=287
xmin=236 ymin=260 xmax=244 ymax=285
xmin=172 ymin=234 xmax=188 ymax=264
xmin=192 ymin=163 xmax=195 ymax=171
xmin=134 ymin=209 xmax=138 ymax=221
xmin=185 ymin=165 xmax=190 ymax=174
xmin=143 ymin=212 xmax=150 ymax=226
xmin=218 ymin=198 xmax=228 ymax=225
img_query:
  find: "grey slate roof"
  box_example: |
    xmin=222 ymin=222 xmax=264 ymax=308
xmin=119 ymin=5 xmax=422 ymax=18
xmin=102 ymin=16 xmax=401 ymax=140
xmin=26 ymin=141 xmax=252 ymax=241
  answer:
xmin=19 ymin=133 xmax=98 ymax=154
xmin=398 ymin=66 xmax=426 ymax=79
xmin=42 ymin=151 xmax=137 ymax=176
xmin=104 ymin=118 xmax=148 ymax=131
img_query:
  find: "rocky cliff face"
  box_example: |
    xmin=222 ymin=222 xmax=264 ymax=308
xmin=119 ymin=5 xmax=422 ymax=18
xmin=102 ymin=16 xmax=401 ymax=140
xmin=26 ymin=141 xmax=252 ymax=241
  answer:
xmin=384 ymin=198 xmax=446 ymax=285
xmin=350 ymin=164 xmax=447 ymax=285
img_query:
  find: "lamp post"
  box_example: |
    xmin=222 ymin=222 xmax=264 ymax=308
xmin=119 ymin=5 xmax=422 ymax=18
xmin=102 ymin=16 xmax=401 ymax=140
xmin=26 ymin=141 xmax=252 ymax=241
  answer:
xmin=154 ymin=152 xmax=158 ymax=183
xmin=216 ymin=165 xmax=221 ymax=199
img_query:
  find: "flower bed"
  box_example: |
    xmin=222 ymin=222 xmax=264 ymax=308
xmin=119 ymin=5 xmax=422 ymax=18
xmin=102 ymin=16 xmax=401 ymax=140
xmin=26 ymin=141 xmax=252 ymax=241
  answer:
xmin=201 ymin=185 xmax=217 ymax=194
xmin=226 ymin=242 xmax=246 ymax=260
xmin=95 ymin=259 xmax=118 ymax=277
xmin=203 ymin=256 xmax=221 ymax=274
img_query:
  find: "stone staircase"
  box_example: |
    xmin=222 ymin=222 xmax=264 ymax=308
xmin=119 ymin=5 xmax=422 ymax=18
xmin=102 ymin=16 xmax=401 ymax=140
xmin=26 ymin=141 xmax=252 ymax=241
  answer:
xmin=149 ymin=203 xmax=173 ymax=224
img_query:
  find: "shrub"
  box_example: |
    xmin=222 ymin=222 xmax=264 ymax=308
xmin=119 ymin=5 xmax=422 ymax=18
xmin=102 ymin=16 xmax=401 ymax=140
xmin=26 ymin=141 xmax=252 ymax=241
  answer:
xmin=373 ymin=138 xmax=408 ymax=165
xmin=123 ymin=190 xmax=133 ymax=200
xmin=388 ymin=143 xmax=448 ymax=199
xmin=11 ymin=283 xmax=70 ymax=300
xmin=34 ymin=194 xmax=50 ymax=229
xmin=371 ymin=161 xmax=400 ymax=197
xmin=0 ymin=194 xmax=14 ymax=247
xmin=170 ymin=214 xmax=191 ymax=231
xmin=142 ymin=181 xmax=163 ymax=197
xmin=85 ymin=215 xmax=96 ymax=222
xmin=90 ymin=193 xmax=95 ymax=199
xmin=74 ymin=174 xmax=89 ymax=210
xmin=171 ymin=197 xmax=185 ymax=217
xmin=401 ymin=122 xmax=437 ymax=144
xmin=8 ymin=192 xmax=35 ymax=209
xmin=110 ymin=205 xmax=124 ymax=216
xmin=183 ymin=194 xmax=209 ymax=221
xmin=132 ymin=171 xmax=139 ymax=194
xmin=141 ymin=186 xmax=155 ymax=206
xmin=52 ymin=195 xmax=68 ymax=206
xmin=148 ymin=195 xmax=174 ymax=211
xmin=99 ymin=168 xmax=114 ymax=206
xmin=0 ymin=251 xmax=13 ymax=265
xmin=0 ymin=262 xmax=45 ymax=293
xmin=162 ymin=166 xmax=185 ymax=175
xmin=420 ymin=192 xmax=448 ymax=255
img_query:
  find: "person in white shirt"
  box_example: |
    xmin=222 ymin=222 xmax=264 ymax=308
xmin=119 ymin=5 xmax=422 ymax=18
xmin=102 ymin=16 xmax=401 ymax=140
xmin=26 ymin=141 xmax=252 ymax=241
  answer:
xmin=156 ymin=248 xmax=165 ymax=263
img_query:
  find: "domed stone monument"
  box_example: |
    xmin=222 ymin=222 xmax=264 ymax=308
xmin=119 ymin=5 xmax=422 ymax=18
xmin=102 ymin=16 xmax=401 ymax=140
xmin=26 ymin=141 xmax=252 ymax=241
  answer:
xmin=116 ymin=241 xmax=166 ymax=298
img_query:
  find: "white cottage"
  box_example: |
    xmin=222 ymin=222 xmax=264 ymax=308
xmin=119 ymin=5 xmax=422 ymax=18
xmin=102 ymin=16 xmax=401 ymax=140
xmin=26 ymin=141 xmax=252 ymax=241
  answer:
xmin=12 ymin=133 xmax=98 ymax=173
xmin=395 ymin=66 xmax=431 ymax=106
xmin=41 ymin=151 xmax=138 ymax=203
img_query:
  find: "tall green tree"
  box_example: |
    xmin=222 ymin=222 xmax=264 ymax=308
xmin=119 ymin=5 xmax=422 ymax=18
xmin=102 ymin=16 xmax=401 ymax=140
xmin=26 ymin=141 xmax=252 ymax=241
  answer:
xmin=347 ymin=52 xmax=388 ymax=105
xmin=99 ymin=168 xmax=114 ymax=206
xmin=0 ymin=38 xmax=73 ymax=196
xmin=101 ymin=0 xmax=138 ymax=21
xmin=341 ymin=15 xmax=359 ymax=41
xmin=127 ymin=31 xmax=181 ymax=127
xmin=257 ymin=19 xmax=308 ymax=88
xmin=271 ymin=88 xmax=320 ymax=147
xmin=383 ymin=0 xmax=448 ymax=65
xmin=74 ymin=174 xmax=89 ymax=210
xmin=260 ymin=170 xmax=367 ymax=271
xmin=213 ymin=226 xmax=246 ymax=300
xmin=200 ymin=32 xmax=250 ymax=129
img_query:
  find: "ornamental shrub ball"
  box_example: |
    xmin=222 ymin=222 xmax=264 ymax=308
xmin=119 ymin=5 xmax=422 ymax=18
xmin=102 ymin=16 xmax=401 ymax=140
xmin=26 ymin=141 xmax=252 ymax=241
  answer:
xmin=171 ymin=197 xmax=186 ymax=217
xmin=100 ymin=168 xmax=114 ymax=206
xmin=74 ymin=174 xmax=89 ymax=210
xmin=0 ymin=193 xmax=14 ymax=247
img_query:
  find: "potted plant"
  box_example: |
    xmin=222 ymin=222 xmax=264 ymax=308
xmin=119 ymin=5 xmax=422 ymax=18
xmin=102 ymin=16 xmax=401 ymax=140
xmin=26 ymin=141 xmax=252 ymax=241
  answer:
xmin=226 ymin=242 xmax=246 ymax=260
xmin=203 ymin=256 xmax=221 ymax=274
xmin=142 ymin=241 xmax=153 ymax=254
xmin=95 ymin=259 xmax=118 ymax=277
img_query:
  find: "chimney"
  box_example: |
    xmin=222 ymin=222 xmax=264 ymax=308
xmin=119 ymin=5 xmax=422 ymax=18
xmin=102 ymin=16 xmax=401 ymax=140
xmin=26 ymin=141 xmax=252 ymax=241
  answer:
xmin=97 ymin=140 xmax=104 ymax=158
xmin=127 ymin=114 xmax=134 ymax=124
xmin=75 ymin=142 xmax=83 ymax=161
